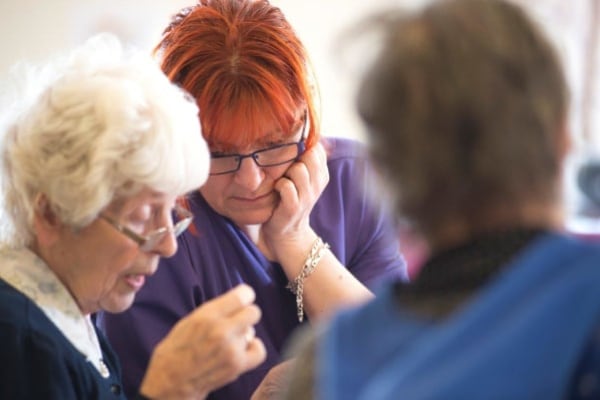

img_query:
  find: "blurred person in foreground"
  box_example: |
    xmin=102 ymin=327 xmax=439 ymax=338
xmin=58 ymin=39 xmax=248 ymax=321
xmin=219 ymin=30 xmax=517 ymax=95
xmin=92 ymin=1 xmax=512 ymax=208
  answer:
xmin=269 ymin=0 xmax=600 ymax=398
xmin=0 ymin=34 xmax=265 ymax=399
xmin=99 ymin=1 xmax=407 ymax=398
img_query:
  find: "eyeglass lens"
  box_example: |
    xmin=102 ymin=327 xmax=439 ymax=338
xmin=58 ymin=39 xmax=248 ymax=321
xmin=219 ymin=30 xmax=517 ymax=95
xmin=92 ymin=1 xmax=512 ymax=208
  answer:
xmin=210 ymin=143 xmax=302 ymax=175
xmin=138 ymin=208 xmax=192 ymax=250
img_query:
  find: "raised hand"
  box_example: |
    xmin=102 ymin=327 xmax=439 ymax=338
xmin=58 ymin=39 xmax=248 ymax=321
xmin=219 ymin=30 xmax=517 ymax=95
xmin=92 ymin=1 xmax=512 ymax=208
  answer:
xmin=139 ymin=284 xmax=266 ymax=399
xmin=258 ymin=141 xmax=329 ymax=264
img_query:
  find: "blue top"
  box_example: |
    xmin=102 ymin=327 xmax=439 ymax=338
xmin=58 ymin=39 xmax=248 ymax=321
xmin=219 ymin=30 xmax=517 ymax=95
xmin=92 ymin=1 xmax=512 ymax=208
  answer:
xmin=99 ymin=138 xmax=407 ymax=399
xmin=0 ymin=279 xmax=126 ymax=399
xmin=319 ymin=233 xmax=600 ymax=400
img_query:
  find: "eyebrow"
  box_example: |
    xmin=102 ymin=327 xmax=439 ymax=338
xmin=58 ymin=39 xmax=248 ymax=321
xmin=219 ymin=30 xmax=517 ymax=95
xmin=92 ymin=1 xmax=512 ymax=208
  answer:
xmin=209 ymin=113 xmax=305 ymax=151
xmin=256 ymin=118 xmax=306 ymax=145
xmin=211 ymin=132 xmax=301 ymax=153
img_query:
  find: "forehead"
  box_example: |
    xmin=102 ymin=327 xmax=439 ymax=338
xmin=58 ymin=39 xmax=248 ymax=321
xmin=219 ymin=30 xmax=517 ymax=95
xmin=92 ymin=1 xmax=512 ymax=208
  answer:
xmin=106 ymin=188 xmax=176 ymax=213
xmin=210 ymin=128 xmax=282 ymax=150
xmin=208 ymin=112 xmax=304 ymax=151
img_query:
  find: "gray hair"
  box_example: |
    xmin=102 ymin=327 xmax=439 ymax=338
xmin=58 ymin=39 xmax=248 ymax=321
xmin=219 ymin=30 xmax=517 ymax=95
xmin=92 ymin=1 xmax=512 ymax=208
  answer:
xmin=0 ymin=33 xmax=210 ymax=246
xmin=356 ymin=0 xmax=568 ymax=237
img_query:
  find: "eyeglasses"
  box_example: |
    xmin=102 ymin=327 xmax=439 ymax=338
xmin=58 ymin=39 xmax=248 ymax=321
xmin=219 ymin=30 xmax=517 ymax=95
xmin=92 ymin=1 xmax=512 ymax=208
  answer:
xmin=100 ymin=205 xmax=193 ymax=251
xmin=209 ymin=114 xmax=308 ymax=176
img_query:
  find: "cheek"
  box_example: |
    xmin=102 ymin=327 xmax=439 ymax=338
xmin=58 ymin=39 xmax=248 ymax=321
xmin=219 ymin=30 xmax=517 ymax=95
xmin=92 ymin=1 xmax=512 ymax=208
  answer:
xmin=200 ymin=177 xmax=229 ymax=205
xmin=98 ymin=252 xmax=139 ymax=301
xmin=78 ymin=250 xmax=138 ymax=313
xmin=99 ymin=246 xmax=139 ymax=281
xmin=265 ymin=164 xmax=290 ymax=179
xmin=199 ymin=167 xmax=286 ymax=205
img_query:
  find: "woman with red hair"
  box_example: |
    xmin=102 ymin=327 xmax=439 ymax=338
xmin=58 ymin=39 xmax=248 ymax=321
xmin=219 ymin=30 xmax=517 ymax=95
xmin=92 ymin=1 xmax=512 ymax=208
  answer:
xmin=99 ymin=1 xmax=406 ymax=398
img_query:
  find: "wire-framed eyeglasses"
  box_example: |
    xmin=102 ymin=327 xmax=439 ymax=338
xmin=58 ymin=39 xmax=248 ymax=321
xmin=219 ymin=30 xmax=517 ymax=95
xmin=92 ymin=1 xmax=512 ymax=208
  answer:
xmin=209 ymin=114 xmax=308 ymax=176
xmin=100 ymin=205 xmax=193 ymax=251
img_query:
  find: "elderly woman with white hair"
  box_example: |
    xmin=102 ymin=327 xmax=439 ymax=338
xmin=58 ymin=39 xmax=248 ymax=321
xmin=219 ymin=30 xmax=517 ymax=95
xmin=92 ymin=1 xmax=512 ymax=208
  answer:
xmin=0 ymin=34 xmax=265 ymax=399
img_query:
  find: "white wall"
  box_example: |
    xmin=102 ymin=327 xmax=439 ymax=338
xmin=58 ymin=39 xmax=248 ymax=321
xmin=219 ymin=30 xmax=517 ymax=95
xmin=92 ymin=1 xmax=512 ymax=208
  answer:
xmin=1 ymin=0 xmax=599 ymax=230
xmin=1 ymin=0 xmax=405 ymax=142
xmin=0 ymin=1 xmax=192 ymax=70
xmin=1 ymin=0 xmax=597 ymax=145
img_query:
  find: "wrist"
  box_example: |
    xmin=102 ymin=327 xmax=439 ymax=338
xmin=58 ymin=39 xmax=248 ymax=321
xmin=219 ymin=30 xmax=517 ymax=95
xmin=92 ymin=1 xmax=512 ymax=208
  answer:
xmin=286 ymin=236 xmax=331 ymax=322
xmin=272 ymin=231 xmax=320 ymax=276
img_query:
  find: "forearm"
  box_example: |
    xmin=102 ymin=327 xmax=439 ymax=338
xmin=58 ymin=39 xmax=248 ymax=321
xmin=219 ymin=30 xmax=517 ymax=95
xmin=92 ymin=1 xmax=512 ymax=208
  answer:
xmin=278 ymin=235 xmax=374 ymax=322
xmin=300 ymin=249 xmax=374 ymax=321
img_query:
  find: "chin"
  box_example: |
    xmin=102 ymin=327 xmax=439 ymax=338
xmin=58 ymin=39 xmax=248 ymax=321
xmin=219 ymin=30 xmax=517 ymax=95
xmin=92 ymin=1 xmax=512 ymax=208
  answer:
xmin=101 ymin=295 xmax=136 ymax=314
xmin=230 ymin=210 xmax=273 ymax=226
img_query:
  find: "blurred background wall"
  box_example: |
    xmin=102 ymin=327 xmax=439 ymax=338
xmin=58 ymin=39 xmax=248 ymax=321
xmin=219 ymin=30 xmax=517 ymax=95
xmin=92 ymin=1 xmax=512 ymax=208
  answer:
xmin=0 ymin=0 xmax=598 ymax=230
xmin=0 ymin=0 xmax=417 ymax=143
xmin=3 ymin=0 xmax=595 ymax=143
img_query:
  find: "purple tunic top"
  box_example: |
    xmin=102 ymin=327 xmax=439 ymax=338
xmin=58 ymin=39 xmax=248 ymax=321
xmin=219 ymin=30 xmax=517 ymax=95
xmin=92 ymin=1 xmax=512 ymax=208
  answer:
xmin=99 ymin=138 xmax=407 ymax=399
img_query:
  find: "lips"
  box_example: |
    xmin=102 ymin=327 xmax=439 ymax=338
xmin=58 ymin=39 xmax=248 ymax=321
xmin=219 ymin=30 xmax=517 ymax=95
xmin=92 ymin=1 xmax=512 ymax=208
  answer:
xmin=124 ymin=274 xmax=146 ymax=290
xmin=237 ymin=191 xmax=271 ymax=201
xmin=233 ymin=191 xmax=279 ymax=206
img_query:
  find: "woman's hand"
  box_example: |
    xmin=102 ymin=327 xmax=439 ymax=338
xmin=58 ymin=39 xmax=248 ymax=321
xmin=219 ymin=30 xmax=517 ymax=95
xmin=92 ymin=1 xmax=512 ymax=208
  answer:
xmin=139 ymin=284 xmax=266 ymax=399
xmin=259 ymin=141 xmax=329 ymax=264
xmin=257 ymin=141 xmax=372 ymax=323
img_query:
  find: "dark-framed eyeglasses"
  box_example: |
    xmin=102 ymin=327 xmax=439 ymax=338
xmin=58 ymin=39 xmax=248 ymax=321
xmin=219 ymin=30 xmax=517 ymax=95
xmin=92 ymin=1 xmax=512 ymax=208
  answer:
xmin=209 ymin=113 xmax=308 ymax=176
xmin=100 ymin=205 xmax=193 ymax=251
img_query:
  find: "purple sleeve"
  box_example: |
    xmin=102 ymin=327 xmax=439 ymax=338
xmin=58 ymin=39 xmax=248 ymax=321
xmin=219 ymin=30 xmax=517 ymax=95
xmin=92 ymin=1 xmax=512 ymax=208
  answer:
xmin=311 ymin=138 xmax=408 ymax=289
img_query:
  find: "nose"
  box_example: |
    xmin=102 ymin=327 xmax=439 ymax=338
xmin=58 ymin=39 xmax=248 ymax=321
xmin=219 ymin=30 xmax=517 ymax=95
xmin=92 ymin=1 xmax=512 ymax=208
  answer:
xmin=151 ymin=229 xmax=178 ymax=257
xmin=149 ymin=210 xmax=179 ymax=257
xmin=233 ymin=156 xmax=264 ymax=191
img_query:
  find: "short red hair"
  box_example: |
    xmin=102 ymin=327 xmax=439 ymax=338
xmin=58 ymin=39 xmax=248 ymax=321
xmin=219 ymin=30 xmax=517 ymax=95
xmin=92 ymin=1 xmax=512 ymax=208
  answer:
xmin=156 ymin=0 xmax=320 ymax=151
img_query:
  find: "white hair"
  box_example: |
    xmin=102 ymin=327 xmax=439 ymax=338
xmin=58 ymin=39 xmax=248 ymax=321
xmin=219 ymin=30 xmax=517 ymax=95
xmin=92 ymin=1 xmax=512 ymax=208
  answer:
xmin=0 ymin=33 xmax=209 ymax=246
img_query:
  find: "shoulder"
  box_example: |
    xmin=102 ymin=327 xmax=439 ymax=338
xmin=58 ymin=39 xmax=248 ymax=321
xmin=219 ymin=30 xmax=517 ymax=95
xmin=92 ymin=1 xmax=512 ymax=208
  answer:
xmin=323 ymin=137 xmax=368 ymax=163
xmin=322 ymin=137 xmax=374 ymax=187
xmin=316 ymin=285 xmax=419 ymax=399
xmin=0 ymin=280 xmax=38 ymax=326
xmin=337 ymin=283 xmax=398 ymax=322
xmin=0 ymin=280 xmax=67 ymax=349
xmin=518 ymin=233 xmax=600 ymax=279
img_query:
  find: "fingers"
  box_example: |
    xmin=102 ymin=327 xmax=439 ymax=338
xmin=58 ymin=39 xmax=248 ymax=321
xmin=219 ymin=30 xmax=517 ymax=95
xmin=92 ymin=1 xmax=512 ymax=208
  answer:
xmin=300 ymin=141 xmax=328 ymax=180
xmin=242 ymin=326 xmax=267 ymax=369
xmin=292 ymin=142 xmax=328 ymax=191
xmin=245 ymin=334 xmax=267 ymax=370
xmin=274 ymin=168 xmax=306 ymax=214
xmin=201 ymin=283 xmax=256 ymax=317
xmin=275 ymin=142 xmax=329 ymax=211
xmin=173 ymin=284 xmax=262 ymax=365
xmin=196 ymin=294 xmax=262 ymax=351
xmin=228 ymin=303 xmax=262 ymax=337
xmin=200 ymin=286 xmax=262 ymax=352
xmin=143 ymin=286 xmax=266 ymax=398
xmin=244 ymin=326 xmax=256 ymax=347
xmin=194 ymin=312 xmax=265 ymax=390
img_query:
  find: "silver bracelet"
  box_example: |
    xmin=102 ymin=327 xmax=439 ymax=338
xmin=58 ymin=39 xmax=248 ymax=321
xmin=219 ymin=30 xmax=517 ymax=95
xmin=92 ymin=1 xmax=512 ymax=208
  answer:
xmin=286 ymin=237 xmax=331 ymax=322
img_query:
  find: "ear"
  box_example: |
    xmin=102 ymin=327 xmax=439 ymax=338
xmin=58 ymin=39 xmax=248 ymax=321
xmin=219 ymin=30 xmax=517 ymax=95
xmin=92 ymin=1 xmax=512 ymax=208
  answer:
xmin=32 ymin=193 xmax=62 ymax=247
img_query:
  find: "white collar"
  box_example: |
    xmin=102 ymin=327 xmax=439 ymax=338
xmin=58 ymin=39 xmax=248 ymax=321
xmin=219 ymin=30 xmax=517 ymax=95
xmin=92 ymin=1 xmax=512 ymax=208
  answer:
xmin=0 ymin=246 xmax=110 ymax=378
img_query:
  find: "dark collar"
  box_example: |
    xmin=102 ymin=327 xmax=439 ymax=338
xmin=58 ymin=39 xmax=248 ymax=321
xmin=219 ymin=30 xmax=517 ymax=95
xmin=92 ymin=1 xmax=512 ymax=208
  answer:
xmin=395 ymin=229 xmax=547 ymax=319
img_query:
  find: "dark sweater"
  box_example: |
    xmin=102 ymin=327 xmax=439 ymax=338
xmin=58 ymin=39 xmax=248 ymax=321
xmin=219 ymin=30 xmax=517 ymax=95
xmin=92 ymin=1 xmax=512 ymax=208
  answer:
xmin=0 ymin=279 xmax=127 ymax=399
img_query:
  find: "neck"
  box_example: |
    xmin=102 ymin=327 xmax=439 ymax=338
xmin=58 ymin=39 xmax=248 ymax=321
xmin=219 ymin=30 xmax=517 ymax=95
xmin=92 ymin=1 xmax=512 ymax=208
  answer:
xmin=425 ymin=203 xmax=564 ymax=253
xmin=28 ymin=241 xmax=90 ymax=316
xmin=241 ymin=224 xmax=262 ymax=244
xmin=240 ymin=224 xmax=278 ymax=260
